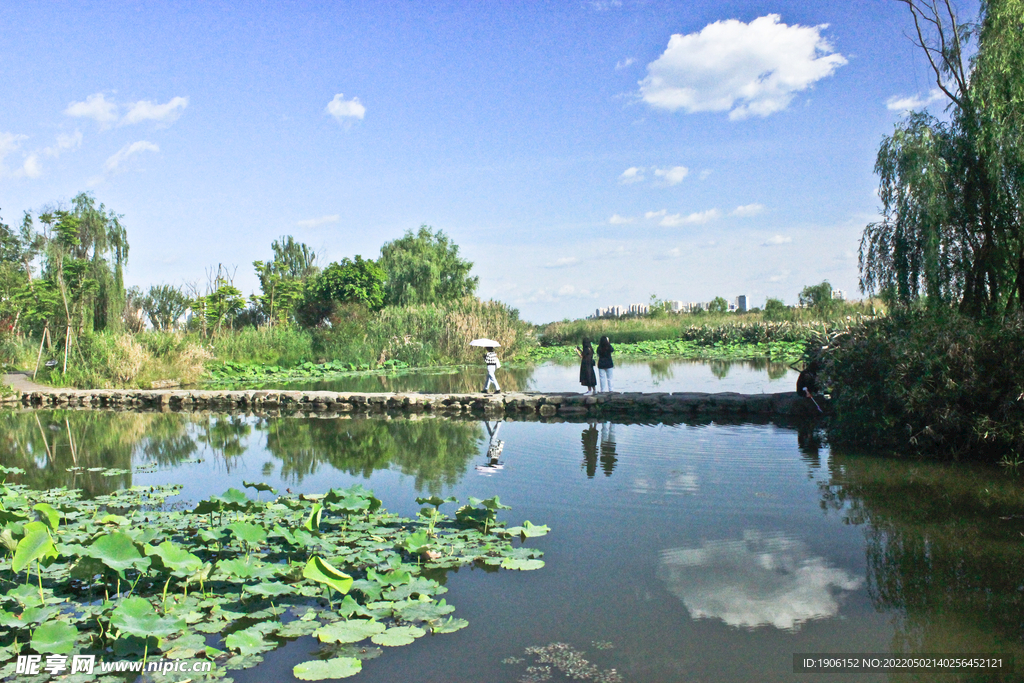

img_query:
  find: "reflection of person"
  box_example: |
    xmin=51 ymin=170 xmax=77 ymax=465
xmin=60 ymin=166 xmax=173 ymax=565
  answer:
xmin=476 ymin=420 xmax=505 ymax=475
xmin=575 ymin=338 xmax=597 ymax=395
xmin=582 ymin=422 xmax=599 ymax=478
xmin=600 ymin=421 xmax=617 ymax=476
xmin=597 ymin=336 xmax=614 ymax=393
xmin=796 ymin=362 xmax=818 ymax=397
xmin=482 ymin=347 xmax=501 ymax=393
xmin=797 ymin=423 xmax=821 ymax=469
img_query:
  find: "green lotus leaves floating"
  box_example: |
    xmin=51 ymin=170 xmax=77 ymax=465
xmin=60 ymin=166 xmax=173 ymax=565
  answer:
xmin=293 ymin=656 xmax=363 ymax=680
xmin=0 ymin=480 xmax=549 ymax=681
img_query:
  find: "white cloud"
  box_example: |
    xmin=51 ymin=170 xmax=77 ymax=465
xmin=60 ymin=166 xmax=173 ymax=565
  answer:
xmin=661 ymin=208 xmax=721 ymax=226
xmin=589 ymin=0 xmax=622 ymax=10
xmin=121 ymin=96 xmax=189 ymax=126
xmin=104 ymin=140 xmax=159 ymax=173
xmin=295 ymin=214 xmax=340 ymax=228
xmin=658 ymin=531 xmax=862 ymax=630
xmin=732 ymin=203 xmax=765 ymax=217
xmin=327 ymin=94 xmax=366 ymax=121
xmin=639 ymin=15 xmax=847 ymax=120
xmin=0 ymin=132 xmax=26 ymax=166
xmin=654 ymin=166 xmax=689 ymax=185
xmin=699 ymin=169 xmax=713 ymax=180
xmin=653 ymin=247 xmax=683 ymax=261
xmin=645 ymin=209 xmax=667 ymax=219
xmin=609 ymin=214 xmax=636 ymax=225
xmin=619 ymin=166 xmax=645 ymax=184
xmin=769 ymin=269 xmax=792 ymax=282
xmin=44 ymin=131 xmax=83 ymax=157
xmin=546 ymin=257 xmax=579 ymax=268
xmin=885 ymin=88 xmax=944 ymax=112
xmin=519 ymin=285 xmax=597 ymax=303
xmin=21 ymin=154 xmax=42 ymax=178
xmin=64 ymin=93 xmax=118 ymax=125
xmin=615 ymin=57 xmax=636 ymax=70
xmin=762 ymin=234 xmax=792 ymax=246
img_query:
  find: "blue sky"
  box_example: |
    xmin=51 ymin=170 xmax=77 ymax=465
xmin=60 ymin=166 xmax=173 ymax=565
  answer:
xmin=0 ymin=0 xmax=965 ymax=322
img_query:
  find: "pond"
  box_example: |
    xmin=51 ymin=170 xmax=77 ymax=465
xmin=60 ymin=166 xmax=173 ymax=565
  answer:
xmin=2 ymin=409 xmax=1022 ymax=682
xmin=256 ymin=357 xmax=798 ymax=395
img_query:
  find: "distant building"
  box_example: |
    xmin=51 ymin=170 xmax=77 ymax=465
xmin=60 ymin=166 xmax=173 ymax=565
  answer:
xmin=734 ymin=295 xmax=747 ymax=312
xmin=831 ymin=289 xmax=846 ymax=301
xmin=628 ymin=303 xmax=649 ymax=316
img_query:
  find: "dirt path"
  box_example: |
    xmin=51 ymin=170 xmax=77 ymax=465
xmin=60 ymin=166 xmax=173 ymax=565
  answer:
xmin=2 ymin=371 xmax=58 ymax=393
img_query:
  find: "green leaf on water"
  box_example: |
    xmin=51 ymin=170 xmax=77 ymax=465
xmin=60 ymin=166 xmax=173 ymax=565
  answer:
xmin=226 ymin=521 xmax=267 ymax=545
xmin=431 ymin=617 xmax=469 ymax=634
xmin=85 ymin=532 xmax=151 ymax=576
xmin=243 ymin=481 xmax=277 ymax=494
xmin=224 ymin=626 xmax=274 ymax=656
xmin=505 ymin=520 xmax=551 ymax=538
xmin=30 ymin=620 xmax=78 ymax=654
xmin=303 ymin=503 xmax=323 ymax=532
xmin=315 ymin=619 xmax=385 ymax=644
xmin=32 ymin=503 xmax=61 ymax=532
xmin=12 ymin=525 xmax=57 ymax=573
xmin=395 ymin=599 xmax=455 ymax=622
xmin=145 ymin=541 xmax=203 ymax=576
xmin=110 ymin=597 xmax=185 ymax=639
xmin=500 ymin=558 xmax=545 ymax=571
xmin=216 ymin=557 xmax=278 ymax=580
xmin=293 ymin=657 xmax=362 ymax=680
xmin=303 ymin=556 xmax=353 ymax=595
xmin=243 ymin=581 xmax=295 ymax=598
xmin=370 ymin=625 xmax=426 ymax=647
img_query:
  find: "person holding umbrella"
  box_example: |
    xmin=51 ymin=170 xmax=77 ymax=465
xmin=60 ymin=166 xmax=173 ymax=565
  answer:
xmin=471 ymin=338 xmax=502 ymax=393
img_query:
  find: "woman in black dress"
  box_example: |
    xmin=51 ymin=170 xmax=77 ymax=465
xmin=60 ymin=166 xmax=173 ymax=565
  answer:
xmin=576 ymin=337 xmax=597 ymax=394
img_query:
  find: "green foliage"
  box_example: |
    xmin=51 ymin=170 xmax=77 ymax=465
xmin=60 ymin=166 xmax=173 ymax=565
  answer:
xmin=0 ymin=479 xmax=547 ymax=680
xmin=825 ymin=310 xmax=1024 ymax=460
xmin=142 ymin=284 xmax=191 ymax=331
xmin=762 ymin=298 xmax=789 ymax=321
xmin=299 ymin=256 xmax=386 ymax=327
xmin=271 ymin=235 xmax=319 ymax=281
xmin=799 ymin=281 xmax=838 ymax=315
xmin=861 ymin=0 xmax=1024 ymax=316
xmin=378 ymin=225 xmax=478 ymax=306
xmin=707 ymin=296 xmax=729 ymax=313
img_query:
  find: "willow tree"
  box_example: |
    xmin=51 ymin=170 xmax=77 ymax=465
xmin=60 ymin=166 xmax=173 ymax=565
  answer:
xmin=860 ymin=0 xmax=1024 ymax=316
xmin=378 ymin=226 xmax=478 ymax=307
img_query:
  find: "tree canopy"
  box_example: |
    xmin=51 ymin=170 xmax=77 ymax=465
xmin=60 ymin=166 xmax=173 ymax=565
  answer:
xmin=860 ymin=0 xmax=1024 ymax=316
xmin=378 ymin=226 xmax=478 ymax=307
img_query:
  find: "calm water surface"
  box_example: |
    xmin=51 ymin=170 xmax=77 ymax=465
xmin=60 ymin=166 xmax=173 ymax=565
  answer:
xmin=2 ymin=410 xmax=1022 ymax=682
xmin=263 ymin=357 xmax=798 ymax=395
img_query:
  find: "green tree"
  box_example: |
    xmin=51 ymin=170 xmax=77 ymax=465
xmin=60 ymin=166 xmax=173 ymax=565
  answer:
xmin=707 ymin=296 xmax=729 ymax=313
xmin=763 ymin=297 xmax=789 ymax=321
xmin=799 ymin=281 xmax=836 ymax=313
xmin=860 ymin=0 xmax=1024 ymax=316
xmin=299 ymin=256 xmax=386 ymax=327
xmin=142 ymin=284 xmax=191 ymax=331
xmin=378 ymin=226 xmax=478 ymax=306
xmin=270 ymin=236 xmax=319 ymax=281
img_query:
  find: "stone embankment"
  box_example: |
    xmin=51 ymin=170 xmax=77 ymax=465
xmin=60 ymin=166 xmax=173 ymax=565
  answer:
xmin=0 ymin=387 xmax=824 ymax=418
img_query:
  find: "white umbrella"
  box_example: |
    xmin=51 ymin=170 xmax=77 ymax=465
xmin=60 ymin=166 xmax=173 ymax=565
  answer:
xmin=469 ymin=338 xmax=501 ymax=347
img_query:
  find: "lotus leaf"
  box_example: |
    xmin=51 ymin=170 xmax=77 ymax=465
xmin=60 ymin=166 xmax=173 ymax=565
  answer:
xmin=505 ymin=520 xmax=551 ymax=538
xmin=85 ymin=532 xmax=150 ymax=576
xmin=243 ymin=481 xmax=277 ymax=494
xmin=303 ymin=556 xmax=353 ymax=595
xmin=500 ymin=558 xmax=545 ymax=571
xmin=32 ymin=503 xmax=61 ymax=531
xmin=402 ymin=529 xmax=431 ymax=553
xmin=371 ymin=625 xmax=426 ymax=647
xmin=431 ymin=617 xmax=469 ymax=634
xmin=12 ymin=525 xmax=57 ymax=573
xmin=145 ymin=541 xmax=203 ymax=576
xmin=226 ymin=521 xmax=267 ymax=545
xmin=293 ymin=656 xmax=362 ymax=680
xmin=395 ymin=599 xmax=455 ymax=622
xmin=110 ymin=597 xmax=185 ymax=639
xmin=225 ymin=626 xmax=275 ymax=655
xmin=29 ymin=620 xmax=77 ymax=654
xmin=218 ymin=488 xmax=252 ymax=510
xmin=315 ymin=619 xmax=385 ymax=644
xmin=303 ymin=503 xmax=323 ymax=532
xmin=216 ymin=557 xmax=277 ymax=580
xmin=415 ymin=495 xmax=457 ymax=508
xmin=243 ymin=581 xmax=295 ymax=598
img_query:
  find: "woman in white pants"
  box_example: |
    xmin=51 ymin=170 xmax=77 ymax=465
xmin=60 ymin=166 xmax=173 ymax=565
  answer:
xmin=482 ymin=347 xmax=501 ymax=393
xmin=597 ymin=336 xmax=614 ymax=392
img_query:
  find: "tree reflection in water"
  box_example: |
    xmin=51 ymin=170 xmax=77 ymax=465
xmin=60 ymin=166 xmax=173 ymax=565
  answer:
xmin=820 ymin=450 xmax=1024 ymax=659
xmin=262 ymin=416 xmax=483 ymax=493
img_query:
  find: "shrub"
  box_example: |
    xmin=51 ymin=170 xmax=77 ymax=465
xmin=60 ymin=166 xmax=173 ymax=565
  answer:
xmin=824 ymin=309 xmax=1024 ymax=460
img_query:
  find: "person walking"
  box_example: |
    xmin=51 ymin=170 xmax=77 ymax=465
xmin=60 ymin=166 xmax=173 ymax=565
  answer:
xmin=597 ymin=335 xmax=614 ymax=393
xmin=576 ymin=337 xmax=597 ymax=394
xmin=482 ymin=347 xmax=501 ymax=393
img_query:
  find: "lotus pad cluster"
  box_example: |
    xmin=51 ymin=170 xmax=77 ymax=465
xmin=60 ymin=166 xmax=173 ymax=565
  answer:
xmin=0 ymin=469 xmax=548 ymax=682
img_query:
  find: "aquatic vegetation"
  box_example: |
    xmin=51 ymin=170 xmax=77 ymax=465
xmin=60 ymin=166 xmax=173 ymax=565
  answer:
xmin=504 ymin=642 xmax=624 ymax=683
xmin=0 ymin=469 xmax=548 ymax=681
xmin=524 ymin=338 xmax=808 ymax=364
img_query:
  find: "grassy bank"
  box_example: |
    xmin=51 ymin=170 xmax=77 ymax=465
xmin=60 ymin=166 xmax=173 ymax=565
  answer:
xmin=3 ymin=298 xmax=533 ymax=389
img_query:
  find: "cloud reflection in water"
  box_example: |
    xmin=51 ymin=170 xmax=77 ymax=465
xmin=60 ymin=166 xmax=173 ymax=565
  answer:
xmin=657 ymin=531 xmax=863 ymax=630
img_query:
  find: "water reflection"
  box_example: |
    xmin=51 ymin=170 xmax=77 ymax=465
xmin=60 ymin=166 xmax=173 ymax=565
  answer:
xmin=475 ymin=421 xmax=506 ymax=476
xmin=581 ymin=422 xmax=618 ymax=478
xmin=657 ymin=531 xmax=863 ymax=631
